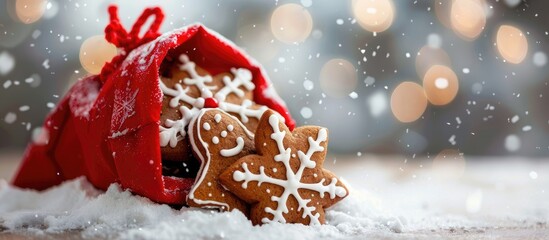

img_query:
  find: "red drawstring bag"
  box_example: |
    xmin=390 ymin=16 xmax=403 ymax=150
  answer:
xmin=12 ymin=5 xmax=295 ymax=205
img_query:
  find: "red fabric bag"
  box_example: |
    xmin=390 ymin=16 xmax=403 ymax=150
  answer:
xmin=12 ymin=6 xmax=295 ymax=205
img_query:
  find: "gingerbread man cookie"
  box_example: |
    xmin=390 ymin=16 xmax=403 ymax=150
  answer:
xmin=159 ymin=54 xmax=267 ymax=163
xmin=186 ymin=108 xmax=255 ymax=213
xmin=220 ymin=110 xmax=348 ymax=225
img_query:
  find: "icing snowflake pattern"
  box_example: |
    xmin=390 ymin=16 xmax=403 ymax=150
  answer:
xmin=159 ymin=54 xmax=267 ymax=148
xmin=232 ymin=114 xmax=348 ymax=225
xmin=112 ymin=82 xmax=139 ymax=131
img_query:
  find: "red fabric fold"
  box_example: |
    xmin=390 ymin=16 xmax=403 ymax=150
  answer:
xmin=12 ymin=17 xmax=294 ymax=204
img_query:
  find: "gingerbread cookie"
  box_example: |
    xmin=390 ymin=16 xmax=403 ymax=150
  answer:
xmin=219 ymin=110 xmax=348 ymax=225
xmin=186 ymin=108 xmax=255 ymax=213
xmin=159 ymin=54 xmax=268 ymax=163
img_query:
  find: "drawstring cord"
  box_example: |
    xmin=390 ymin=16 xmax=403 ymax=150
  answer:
xmin=100 ymin=5 xmax=165 ymax=83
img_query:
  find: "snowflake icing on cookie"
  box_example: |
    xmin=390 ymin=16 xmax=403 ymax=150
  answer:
xmin=159 ymin=54 xmax=267 ymax=148
xmin=232 ymin=114 xmax=347 ymax=225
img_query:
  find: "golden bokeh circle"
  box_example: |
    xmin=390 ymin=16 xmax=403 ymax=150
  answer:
xmin=390 ymin=81 xmax=428 ymax=123
xmin=450 ymin=0 xmax=486 ymax=40
xmin=423 ymin=65 xmax=459 ymax=106
xmin=319 ymin=58 xmax=358 ymax=98
xmin=432 ymin=149 xmax=466 ymax=180
xmin=415 ymin=46 xmax=452 ymax=79
xmin=79 ymin=35 xmax=118 ymax=75
xmin=270 ymin=3 xmax=313 ymax=44
xmin=496 ymin=25 xmax=528 ymax=64
xmin=434 ymin=0 xmax=453 ymax=29
xmin=15 ymin=0 xmax=47 ymax=24
xmin=352 ymin=0 xmax=395 ymax=33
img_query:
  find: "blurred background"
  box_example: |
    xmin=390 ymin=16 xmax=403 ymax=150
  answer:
xmin=1 ymin=0 xmax=548 ymax=160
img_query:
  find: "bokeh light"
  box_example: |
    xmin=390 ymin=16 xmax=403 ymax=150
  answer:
xmin=79 ymin=35 xmax=118 ymax=75
xmin=466 ymin=189 xmax=483 ymax=213
xmin=496 ymin=25 xmax=528 ymax=64
xmin=270 ymin=4 xmax=313 ymax=44
xmin=434 ymin=0 xmax=452 ymax=29
xmin=415 ymin=46 xmax=452 ymax=79
xmin=432 ymin=149 xmax=466 ymax=180
xmin=42 ymin=0 xmax=59 ymax=19
xmin=504 ymin=134 xmax=521 ymax=152
xmin=390 ymin=81 xmax=428 ymax=123
xmin=0 ymin=51 xmax=16 ymax=76
xmin=533 ymin=51 xmax=547 ymax=67
xmin=367 ymin=90 xmax=388 ymax=118
xmin=450 ymin=0 xmax=486 ymax=41
xmin=503 ymin=0 xmax=522 ymax=8
xmin=237 ymin=23 xmax=280 ymax=63
xmin=319 ymin=58 xmax=357 ymax=98
xmin=352 ymin=0 xmax=395 ymax=33
xmin=423 ymin=65 xmax=459 ymax=106
xmin=15 ymin=0 xmax=47 ymax=24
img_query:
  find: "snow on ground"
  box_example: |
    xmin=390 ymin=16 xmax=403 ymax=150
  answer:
xmin=0 ymin=157 xmax=548 ymax=239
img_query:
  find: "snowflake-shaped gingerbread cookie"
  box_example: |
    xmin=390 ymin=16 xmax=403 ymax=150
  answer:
xmin=160 ymin=54 xmax=267 ymax=161
xmin=186 ymin=109 xmax=254 ymax=213
xmin=220 ymin=110 xmax=348 ymax=225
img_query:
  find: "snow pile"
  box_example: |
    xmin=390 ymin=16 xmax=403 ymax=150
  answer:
xmin=0 ymin=178 xmax=399 ymax=239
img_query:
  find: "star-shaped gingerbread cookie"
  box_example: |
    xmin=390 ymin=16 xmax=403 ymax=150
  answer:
xmin=219 ymin=110 xmax=348 ymax=225
xmin=186 ymin=108 xmax=255 ymax=213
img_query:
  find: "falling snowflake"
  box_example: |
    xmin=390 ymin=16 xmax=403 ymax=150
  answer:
xmin=232 ymin=114 xmax=347 ymax=225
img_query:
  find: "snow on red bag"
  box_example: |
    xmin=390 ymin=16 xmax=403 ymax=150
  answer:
xmin=12 ymin=5 xmax=295 ymax=205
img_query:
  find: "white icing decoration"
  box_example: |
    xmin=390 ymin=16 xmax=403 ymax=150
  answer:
xmin=187 ymin=109 xmax=255 ymax=210
xmin=220 ymin=137 xmax=245 ymax=157
xmin=159 ymin=105 xmax=199 ymax=148
xmin=212 ymin=136 xmax=220 ymax=144
xmin=218 ymin=100 xmax=267 ymax=124
xmin=159 ymin=54 xmax=264 ymax=148
xmin=220 ymin=131 xmax=228 ymax=138
xmin=214 ymin=68 xmax=255 ymax=102
xmin=214 ymin=114 xmax=222 ymax=123
xmin=232 ymin=114 xmax=347 ymax=226
xmin=227 ymin=125 xmax=234 ymax=131
xmin=179 ymin=55 xmax=216 ymax=99
xmin=203 ymin=123 xmax=211 ymax=130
